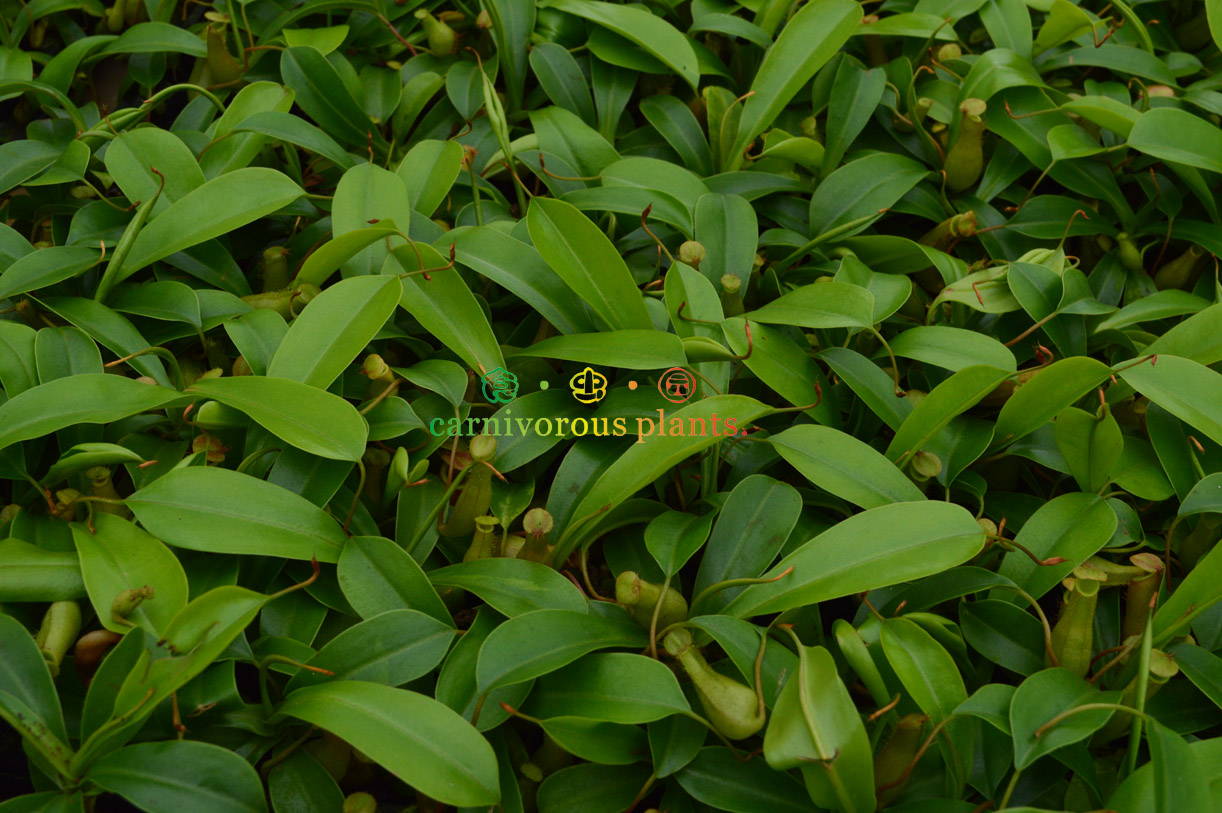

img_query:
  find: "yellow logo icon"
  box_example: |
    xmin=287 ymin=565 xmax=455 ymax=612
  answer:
xmin=569 ymin=366 xmax=608 ymax=404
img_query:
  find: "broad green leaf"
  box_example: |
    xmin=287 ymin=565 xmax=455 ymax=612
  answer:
xmin=86 ymin=741 xmax=266 ymax=813
xmin=770 ymin=424 xmax=925 ymax=509
xmin=0 ymin=540 xmax=86 ymax=602
xmin=991 ymin=357 xmax=1112 ymax=450
xmin=120 ymin=168 xmax=303 ymax=280
xmin=524 ymin=653 xmax=690 ymax=723
xmin=889 ymin=325 xmax=1017 ymax=372
xmin=545 ymin=0 xmax=699 ymax=90
xmin=558 ymin=396 xmax=772 ymax=560
xmin=526 ymin=198 xmax=652 ymax=330
xmin=676 ymin=747 xmax=812 ymax=813
xmin=284 ymin=609 xmax=456 ymax=693
xmin=730 ymin=0 xmax=861 ymax=167
xmin=279 ymin=46 xmax=383 ymax=150
xmin=645 ymin=509 xmax=715 ymax=577
xmin=886 ymin=365 xmax=1013 ymax=462
xmin=332 ymin=162 xmax=412 ymax=278
xmin=764 ymin=644 xmax=874 ymax=813
xmin=71 ymin=514 xmax=187 ymax=635
xmin=808 ymin=153 xmax=928 ymax=238
xmin=1054 ymin=405 xmax=1123 ymax=494
xmin=186 ymin=376 xmax=366 ymax=461
xmin=1010 ymin=668 xmax=1119 ymax=770
xmin=693 ymin=475 xmax=801 ymax=608
xmin=744 ymin=281 xmax=873 ymax=329
xmin=476 ymin=609 xmax=647 ymax=692
xmin=428 ymin=558 xmax=588 ymax=617
xmin=389 ymin=245 xmax=507 ymax=376
xmin=0 ymin=246 xmax=100 ymax=301
xmin=395 ymin=140 xmax=463 ymax=218
xmin=448 ymin=225 xmax=594 ymax=334
xmin=0 ymin=613 xmax=70 ymax=763
xmin=126 ymin=467 xmax=347 ymax=562
xmin=1120 ymin=355 xmax=1222 ymax=450
xmin=294 ymin=226 xmax=400 ymax=289
xmin=0 ymin=374 xmax=180 ymax=451
xmin=337 ymin=535 xmax=452 ymax=625
xmin=1128 ymin=108 xmax=1222 ymax=175
xmin=279 ymin=681 xmax=499 ymax=807
xmin=723 ymin=501 xmax=986 ymax=617
xmin=996 ymin=493 xmax=1116 ymax=600
xmin=511 ymin=330 xmax=685 ymax=369
xmin=267 ymin=275 xmax=401 ymax=389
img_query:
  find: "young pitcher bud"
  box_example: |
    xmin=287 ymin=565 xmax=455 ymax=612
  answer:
xmin=664 ymin=628 xmax=764 ymax=740
xmin=262 ymin=245 xmax=289 ymax=293
xmin=943 ymin=99 xmax=987 ymax=192
xmin=290 ymin=283 xmax=321 ymax=318
xmin=678 ymin=240 xmax=706 ymax=269
xmin=1153 ymin=244 xmax=1205 ymax=291
xmin=874 ymin=713 xmax=927 ymax=807
xmin=87 ymin=466 xmax=131 ymax=518
xmin=415 ymin=9 xmax=457 ymax=56
xmin=520 ymin=507 xmax=555 ymax=565
xmin=342 ymin=792 xmax=376 ymax=813
xmin=111 ymin=584 xmax=155 ymax=627
xmin=1115 ymin=232 xmax=1144 ymax=273
xmin=720 ymin=274 xmax=745 ymax=317
xmin=616 ymin=571 xmax=688 ymax=630
xmin=35 ymin=601 xmax=82 ymax=677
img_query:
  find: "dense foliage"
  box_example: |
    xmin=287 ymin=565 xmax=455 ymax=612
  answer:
xmin=4 ymin=0 xmax=1222 ymax=809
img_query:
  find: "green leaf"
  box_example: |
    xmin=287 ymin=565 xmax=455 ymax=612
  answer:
xmin=0 ymin=374 xmax=180 ymax=451
xmin=526 ymin=198 xmax=652 ymax=331
xmin=0 ymin=613 xmax=70 ymax=766
xmin=511 ymin=330 xmax=686 ymax=369
xmin=723 ymin=501 xmax=986 ymax=617
xmin=337 ymin=535 xmax=452 ymax=625
xmin=0 ymin=246 xmax=100 ymax=300
xmin=1128 ymin=108 xmax=1222 ymax=175
xmin=557 ymin=395 xmax=772 ymax=560
xmin=284 ymin=609 xmax=456 ymax=693
xmin=71 ymin=514 xmax=187 ymax=636
xmin=886 ymin=365 xmax=1013 ymax=462
xmin=1120 ymin=355 xmax=1222 ymax=450
xmin=770 ymin=424 xmax=925 ymax=509
xmin=889 ymin=325 xmax=1017 ymax=372
xmin=185 ymin=376 xmax=367 ymax=461
xmin=86 ymin=741 xmax=266 ymax=813
xmin=279 ymin=681 xmax=499 ymax=807
xmin=763 ymin=644 xmax=874 ymax=813
xmin=120 ymin=168 xmax=303 ymax=280
xmin=332 ymin=162 xmax=412 ymax=278
xmin=1054 ymin=405 xmax=1123 ymax=494
xmin=645 ymin=509 xmax=715 ymax=577
xmin=676 ymin=747 xmax=813 ymax=813
xmin=991 ymin=357 xmax=1113 ymax=450
xmin=809 ymin=153 xmax=929 ymax=238
xmin=744 ymin=281 xmax=874 ymax=329
xmin=428 ymin=558 xmax=588 ymax=617
xmin=279 ymin=46 xmax=383 ymax=150
xmin=1010 ymin=668 xmax=1119 ymax=770
xmin=0 ymin=540 xmax=86 ymax=602
xmin=544 ymin=0 xmax=699 ymax=91
xmin=267 ymin=274 xmax=401 ymax=389
xmin=126 ymin=467 xmax=347 ymax=562
xmin=730 ymin=0 xmax=861 ymax=168
xmin=997 ymin=493 xmax=1116 ymax=600
xmin=475 ymin=609 xmax=647 ymax=692
xmin=389 ymin=245 xmax=507 ymax=376
xmin=395 ymin=140 xmax=463 ymax=218
xmin=524 ymin=652 xmax=689 ymax=723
